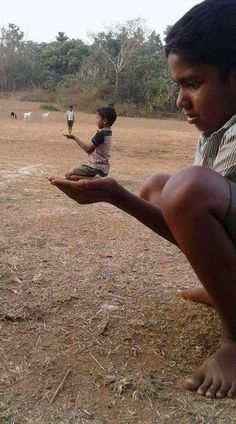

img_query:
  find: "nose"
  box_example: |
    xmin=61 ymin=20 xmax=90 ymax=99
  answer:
xmin=176 ymin=87 xmax=191 ymax=111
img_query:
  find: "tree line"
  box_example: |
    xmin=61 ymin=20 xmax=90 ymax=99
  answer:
xmin=0 ymin=20 xmax=179 ymax=116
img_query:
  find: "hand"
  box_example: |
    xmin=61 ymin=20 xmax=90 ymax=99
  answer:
xmin=48 ymin=176 xmax=121 ymax=205
xmin=63 ymin=134 xmax=76 ymax=140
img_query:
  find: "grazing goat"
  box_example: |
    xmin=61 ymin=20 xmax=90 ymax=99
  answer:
xmin=23 ymin=112 xmax=32 ymax=121
xmin=10 ymin=112 xmax=17 ymax=119
xmin=42 ymin=112 xmax=50 ymax=120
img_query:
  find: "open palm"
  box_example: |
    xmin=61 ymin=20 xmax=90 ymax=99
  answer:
xmin=48 ymin=176 xmax=119 ymax=204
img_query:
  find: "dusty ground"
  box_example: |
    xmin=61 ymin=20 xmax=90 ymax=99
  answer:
xmin=1 ymin=96 xmax=236 ymax=423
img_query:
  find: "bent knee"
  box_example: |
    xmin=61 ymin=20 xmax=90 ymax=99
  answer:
xmin=160 ymin=166 xmax=229 ymax=220
xmin=139 ymin=173 xmax=171 ymax=201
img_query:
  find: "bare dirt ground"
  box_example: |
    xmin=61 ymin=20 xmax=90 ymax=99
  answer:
xmin=1 ymin=97 xmax=235 ymax=423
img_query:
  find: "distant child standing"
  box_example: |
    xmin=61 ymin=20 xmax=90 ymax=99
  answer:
xmin=64 ymin=106 xmax=117 ymax=180
xmin=66 ymin=105 xmax=75 ymax=135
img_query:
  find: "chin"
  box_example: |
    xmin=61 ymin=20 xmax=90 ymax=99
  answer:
xmin=194 ymin=122 xmax=212 ymax=133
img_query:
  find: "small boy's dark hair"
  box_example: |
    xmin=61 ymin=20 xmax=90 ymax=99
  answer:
xmin=69 ymin=105 xmax=73 ymax=108
xmin=165 ymin=0 xmax=236 ymax=78
xmin=97 ymin=106 xmax=117 ymax=126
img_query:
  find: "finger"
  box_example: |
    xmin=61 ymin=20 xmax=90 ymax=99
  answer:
xmin=49 ymin=178 xmax=79 ymax=188
xmin=49 ymin=180 xmax=81 ymax=198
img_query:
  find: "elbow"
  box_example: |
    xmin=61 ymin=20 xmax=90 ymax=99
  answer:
xmin=86 ymin=146 xmax=95 ymax=154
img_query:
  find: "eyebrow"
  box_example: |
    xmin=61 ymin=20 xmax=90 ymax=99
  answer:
xmin=172 ymin=75 xmax=200 ymax=84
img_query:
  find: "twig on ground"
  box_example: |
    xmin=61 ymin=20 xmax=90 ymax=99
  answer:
xmin=90 ymin=353 xmax=106 ymax=371
xmin=50 ymin=369 xmax=71 ymax=404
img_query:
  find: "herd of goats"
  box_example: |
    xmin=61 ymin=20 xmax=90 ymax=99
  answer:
xmin=10 ymin=111 xmax=50 ymax=120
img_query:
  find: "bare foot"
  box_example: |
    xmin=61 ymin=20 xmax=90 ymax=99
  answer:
xmin=178 ymin=287 xmax=215 ymax=307
xmin=185 ymin=339 xmax=236 ymax=398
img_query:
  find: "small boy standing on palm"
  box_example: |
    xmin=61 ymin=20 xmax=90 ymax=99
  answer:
xmin=66 ymin=105 xmax=75 ymax=135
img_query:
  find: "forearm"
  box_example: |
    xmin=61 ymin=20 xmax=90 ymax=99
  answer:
xmin=109 ymin=184 xmax=177 ymax=245
xmin=73 ymin=137 xmax=90 ymax=153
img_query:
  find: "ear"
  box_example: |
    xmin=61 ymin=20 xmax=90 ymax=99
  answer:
xmin=103 ymin=117 xmax=108 ymax=125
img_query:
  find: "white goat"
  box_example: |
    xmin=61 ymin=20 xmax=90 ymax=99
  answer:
xmin=42 ymin=112 xmax=50 ymax=120
xmin=23 ymin=112 xmax=32 ymax=121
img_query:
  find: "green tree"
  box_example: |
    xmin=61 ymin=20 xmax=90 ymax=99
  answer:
xmin=41 ymin=39 xmax=89 ymax=88
xmin=56 ymin=32 xmax=69 ymax=42
xmin=91 ymin=18 xmax=146 ymax=101
xmin=0 ymin=23 xmax=25 ymax=90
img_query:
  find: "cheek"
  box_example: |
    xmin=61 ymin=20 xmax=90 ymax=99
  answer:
xmin=196 ymin=90 xmax=222 ymax=114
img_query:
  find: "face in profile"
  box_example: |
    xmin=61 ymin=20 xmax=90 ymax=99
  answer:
xmin=168 ymin=53 xmax=236 ymax=133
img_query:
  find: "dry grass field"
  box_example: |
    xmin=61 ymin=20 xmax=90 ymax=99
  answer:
xmin=1 ymin=96 xmax=236 ymax=423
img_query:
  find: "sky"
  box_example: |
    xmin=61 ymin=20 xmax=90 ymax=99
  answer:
xmin=0 ymin=0 xmax=201 ymax=44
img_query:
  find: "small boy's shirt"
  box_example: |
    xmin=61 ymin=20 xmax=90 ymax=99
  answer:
xmin=194 ymin=114 xmax=236 ymax=182
xmin=67 ymin=110 xmax=74 ymax=121
xmin=88 ymin=127 xmax=112 ymax=175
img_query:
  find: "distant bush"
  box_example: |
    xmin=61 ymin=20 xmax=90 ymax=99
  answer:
xmin=19 ymin=89 xmax=57 ymax=103
xmin=40 ymin=102 xmax=60 ymax=111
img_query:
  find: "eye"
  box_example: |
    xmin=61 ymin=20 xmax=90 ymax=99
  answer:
xmin=187 ymin=80 xmax=200 ymax=89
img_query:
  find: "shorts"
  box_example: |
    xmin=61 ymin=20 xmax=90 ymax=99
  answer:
xmin=72 ymin=164 xmax=107 ymax=177
xmin=67 ymin=120 xmax=74 ymax=128
xmin=223 ymin=180 xmax=236 ymax=244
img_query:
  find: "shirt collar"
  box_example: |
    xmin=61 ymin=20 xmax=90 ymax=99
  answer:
xmin=202 ymin=114 xmax=236 ymax=138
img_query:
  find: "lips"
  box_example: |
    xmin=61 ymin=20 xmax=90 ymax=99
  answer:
xmin=183 ymin=112 xmax=199 ymax=124
xmin=187 ymin=115 xmax=199 ymax=124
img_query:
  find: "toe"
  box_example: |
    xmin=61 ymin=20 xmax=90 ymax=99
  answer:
xmin=197 ymin=377 xmax=213 ymax=396
xmin=205 ymin=379 xmax=221 ymax=398
xmin=216 ymin=382 xmax=231 ymax=399
xmin=185 ymin=374 xmax=204 ymax=391
xmin=227 ymin=382 xmax=236 ymax=398
xmin=178 ymin=289 xmax=191 ymax=300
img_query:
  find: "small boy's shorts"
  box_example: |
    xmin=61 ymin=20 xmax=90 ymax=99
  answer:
xmin=72 ymin=164 xmax=107 ymax=177
xmin=224 ymin=180 xmax=236 ymax=244
xmin=67 ymin=120 xmax=74 ymax=128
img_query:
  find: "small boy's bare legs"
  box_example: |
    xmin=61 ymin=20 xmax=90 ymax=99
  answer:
xmin=65 ymin=170 xmax=102 ymax=181
xmin=160 ymin=166 xmax=236 ymax=398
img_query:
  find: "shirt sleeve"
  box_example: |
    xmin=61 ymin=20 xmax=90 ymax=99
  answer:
xmin=91 ymin=131 xmax=105 ymax=146
xmin=213 ymin=132 xmax=236 ymax=180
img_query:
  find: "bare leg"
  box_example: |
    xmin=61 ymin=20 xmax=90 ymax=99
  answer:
xmin=139 ymin=173 xmax=171 ymax=203
xmin=161 ymin=166 xmax=236 ymax=398
xmin=65 ymin=169 xmax=102 ymax=181
xmin=66 ymin=174 xmax=101 ymax=181
xmin=140 ymin=175 xmax=216 ymax=305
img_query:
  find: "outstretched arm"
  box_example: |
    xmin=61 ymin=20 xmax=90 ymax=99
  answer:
xmin=63 ymin=134 xmax=95 ymax=154
xmin=49 ymin=176 xmax=177 ymax=244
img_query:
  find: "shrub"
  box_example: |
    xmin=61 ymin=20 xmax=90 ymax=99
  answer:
xmin=40 ymin=102 xmax=60 ymax=111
